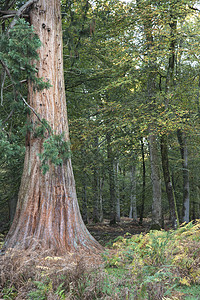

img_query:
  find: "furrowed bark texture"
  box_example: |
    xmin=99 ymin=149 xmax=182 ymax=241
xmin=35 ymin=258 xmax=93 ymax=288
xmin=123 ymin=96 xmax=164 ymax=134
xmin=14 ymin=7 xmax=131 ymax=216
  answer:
xmin=3 ymin=0 xmax=102 ymax=254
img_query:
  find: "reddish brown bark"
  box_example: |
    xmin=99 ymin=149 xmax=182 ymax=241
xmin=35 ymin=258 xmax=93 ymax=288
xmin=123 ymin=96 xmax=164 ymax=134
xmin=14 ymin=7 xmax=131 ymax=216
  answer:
xmin=3 ymin=0 xmax=102 ymax=254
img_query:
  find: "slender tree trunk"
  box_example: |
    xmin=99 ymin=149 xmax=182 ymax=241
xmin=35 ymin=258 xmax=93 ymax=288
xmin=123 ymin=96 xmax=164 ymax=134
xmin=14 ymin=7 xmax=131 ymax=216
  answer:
xmin=160 ymin=134 xmax=178 ymax=228
xmin=81 ymin=174 xmax=88 ymax=224
xmin=115 ymin=161 xmax=120 ymax=222
xmin=106 ymin=133 xmax=116 ymax=224
xmin=129 ymin=164 xmax=137 ymax=221
xmin=177 ymin=130 xmax=190 ymax=223
xmin=92 ymin=165 xmax=99 ymax=223
xmin=92 ymin=137 xmax=100 ymax=223
xmin=148 ymin=131 xmax=162 ymax=229
xmin=196 ymin=186 xmax=200 ymax=219
xmin=3 ymin=0 xmax=102 ymax=254
xmin=99 ymin=177 xmax=104 ymax=222
xmin=162 ymin=9 xmax=179 ymax=229
xmin=119 ymin=167 xmax=126 ymax=217
xmin=136 ymin=0 xmax=162 ymax=229
xmin=139 ymin=138 xmax=146 ymax=225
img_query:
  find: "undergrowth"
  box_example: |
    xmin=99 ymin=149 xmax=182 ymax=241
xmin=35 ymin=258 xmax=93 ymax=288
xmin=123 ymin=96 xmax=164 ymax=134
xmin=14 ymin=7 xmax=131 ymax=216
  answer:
xmin=103 ymin=220 xmax=200 ymax=299
xmin=0 ymin=221 xmax=200 ymax=299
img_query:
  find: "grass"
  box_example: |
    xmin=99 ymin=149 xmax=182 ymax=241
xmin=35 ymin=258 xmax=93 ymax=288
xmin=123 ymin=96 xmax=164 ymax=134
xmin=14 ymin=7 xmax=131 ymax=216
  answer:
xmin=176 ymin=285 xmax=200 ymax=300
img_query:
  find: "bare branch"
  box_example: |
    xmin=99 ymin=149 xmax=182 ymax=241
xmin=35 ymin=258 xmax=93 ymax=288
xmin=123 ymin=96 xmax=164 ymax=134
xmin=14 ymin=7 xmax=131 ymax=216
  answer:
xmin=0 ymin=59 xmax=15 ymax=96
xmin=0 ymin=10 xmax=16 ymax=14
xmin=8 ymin=0 xmax=39 ymax=32
xmin=4 ymin=79 xmax=27 ymax=90
xmin=188 ymin=5 xmax=200 ymax=12
xmin=2 ymin=109 xmax=14 ymax=124
xmin=3 ymin=0 xmax=17 ymax=11
xmin=1 ymin=14 xmax=29 ymax=20
xmin=19 ymin=92 xmax=42 ymax=123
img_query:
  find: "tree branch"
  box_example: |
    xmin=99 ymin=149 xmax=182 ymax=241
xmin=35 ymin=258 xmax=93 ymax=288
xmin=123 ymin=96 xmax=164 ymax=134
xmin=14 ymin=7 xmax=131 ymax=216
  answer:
xmin=0 ymin=59 xmax=45 ymax=130
xmin=0 ymin=14 xmax=29 ymax=20
xmin=2 ymin=109 xmax=14 ymax=124
xmin=8 ymin=0 xmax=38 ymax=32
xmin=188 ymin=5 xmax=200 ymax=12
xmin=3 ymin=0 xmax=17 ymax=11
xmin=1 ymin=70 xmax=6 ymax=106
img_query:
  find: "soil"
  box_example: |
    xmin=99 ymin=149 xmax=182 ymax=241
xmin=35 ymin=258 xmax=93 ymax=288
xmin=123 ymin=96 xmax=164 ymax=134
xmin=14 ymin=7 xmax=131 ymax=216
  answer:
xmin=87 ymin=217 xmax=151 ymax=246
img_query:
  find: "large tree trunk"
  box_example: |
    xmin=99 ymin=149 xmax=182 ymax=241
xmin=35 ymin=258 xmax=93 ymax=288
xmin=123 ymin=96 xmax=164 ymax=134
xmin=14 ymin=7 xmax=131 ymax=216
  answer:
xmin=3 ymin=0 xmax=102 ymax=254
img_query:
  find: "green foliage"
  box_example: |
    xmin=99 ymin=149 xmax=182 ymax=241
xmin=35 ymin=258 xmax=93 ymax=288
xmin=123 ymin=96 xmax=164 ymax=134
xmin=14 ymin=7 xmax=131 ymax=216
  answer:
xmin=28 ymin=280 xmax=53 ymax=300
xmin=0 ymin=19 xmax=50 ymax=91
xmin=103 ymin=221 xmax=200 ymax=298
xmin=1 ymin=286 xmax=17 ymax=300
xmin=38 ymin=133 xmax=71 ymax=175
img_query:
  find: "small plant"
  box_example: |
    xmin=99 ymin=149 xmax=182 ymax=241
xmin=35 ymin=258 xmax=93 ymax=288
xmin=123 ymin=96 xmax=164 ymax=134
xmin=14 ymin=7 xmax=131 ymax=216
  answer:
xmin=28 ymin=280 xmax=53 ymax=300
xmin=104 ymin=220 xmax=200 ymax=298
xmin=2 ymin=286 xmax=17 ymax=299
xmin=55 ymin=283 xmax=65 ymax=299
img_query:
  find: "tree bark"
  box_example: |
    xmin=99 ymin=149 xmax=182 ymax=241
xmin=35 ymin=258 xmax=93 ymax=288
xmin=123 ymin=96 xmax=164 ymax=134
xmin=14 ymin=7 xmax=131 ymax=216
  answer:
xmin=148 ymin=132 xmax=162 ymax=229
xmin=81 ymin=173 xmax=88 ymax=224
xmin=160 ymin=134 xmax=178 ymax=228
xmin=115 ymin=161 xmax=120 ymax=222
xmin=8 ymin=193 xmax=18 ymax=224
xmin=136 ymin=0 xmax=162 ymax=229
xmin=3 ymin=0 xmax=102 ymax=254
xmin=139 ymin=138 xmax=146 ymax=225
xmin=99 ymin=177 xmax=104 ymax=222
xmin=92 ymin=137 xmax=100 ymax=223
xmin=106 ymin=133 xmax=116 ymax=224
xmin=177 ymin=130 xmax=190 ymax=223
xmin=129 ymin=164 xmax=137 ymax=221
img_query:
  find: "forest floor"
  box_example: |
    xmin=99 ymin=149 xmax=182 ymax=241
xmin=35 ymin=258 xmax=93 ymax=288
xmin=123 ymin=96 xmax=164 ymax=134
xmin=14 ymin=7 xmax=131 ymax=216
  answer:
xmin=87 ymin=217 xmax=162 ymax=245
xmin=1 ymin=219 xmax=200 ymax=299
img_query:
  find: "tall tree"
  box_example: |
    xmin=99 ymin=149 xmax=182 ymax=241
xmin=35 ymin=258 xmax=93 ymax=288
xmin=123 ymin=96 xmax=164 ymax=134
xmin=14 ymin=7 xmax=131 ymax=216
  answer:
xmin=136 ymin=0 xmax=162 ymax=228
xmin=2 ymin=0 xmax=102 ymax=254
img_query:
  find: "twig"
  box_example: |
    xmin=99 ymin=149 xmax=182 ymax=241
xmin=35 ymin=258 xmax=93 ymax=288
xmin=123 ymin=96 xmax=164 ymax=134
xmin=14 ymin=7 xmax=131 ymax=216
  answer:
xmin=19 ymin=92 xmax=43 ymax=124
xmin=2 ymin=109 xmax=14 ymax=124
xmin=1 ymin=70 xmax=6 ymax=106
xmin=4 ymin=79 xmax=27 ymax=90
xmin=4 ymin=0 xmax=17 ymax=11
xmin=0 ymin=14 xmax=29 ymax=20
xmin=0 ymin=59 xmax=15 ymax=97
